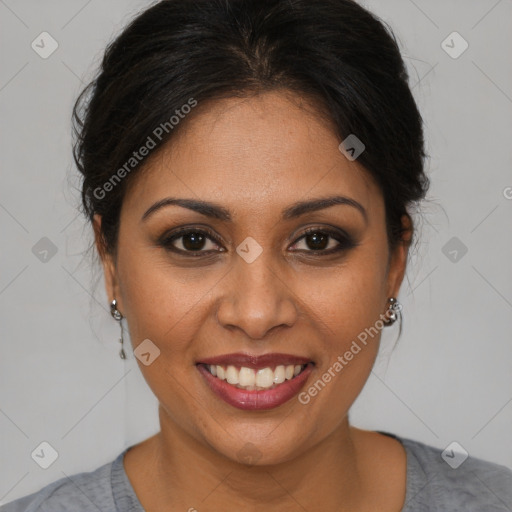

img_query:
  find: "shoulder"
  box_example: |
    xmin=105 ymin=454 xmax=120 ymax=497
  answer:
xmin=0 ymin=454 xmax=122 ymax=512
xmin=397 ymin=435 xmax=512 ymax=511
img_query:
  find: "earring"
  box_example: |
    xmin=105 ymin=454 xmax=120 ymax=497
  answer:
xmin=383 ymin=297 xmax=402 ymax=327
xmin=110 ymin=299 xmax=126 ymax=359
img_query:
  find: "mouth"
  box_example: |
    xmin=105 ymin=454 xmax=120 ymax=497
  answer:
xmin=198 ymin=362 xmax=309 ymax=391
xmin=196 ymin=353 xmax=314 ymax=410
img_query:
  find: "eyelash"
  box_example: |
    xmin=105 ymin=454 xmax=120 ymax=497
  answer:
xmin=158 ymin=226 xmax=357 ymax=257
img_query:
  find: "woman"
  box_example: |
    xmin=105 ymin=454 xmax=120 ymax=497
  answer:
xmin=3 ymin=0 xmax=511 ymax=510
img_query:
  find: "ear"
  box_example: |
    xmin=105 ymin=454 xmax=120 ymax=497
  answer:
xmin=93 ymin=214 xmax=120 ymax=306
xmin=386 ymin=214 xmax=413 ymax=298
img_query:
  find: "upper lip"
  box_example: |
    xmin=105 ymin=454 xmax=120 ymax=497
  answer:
xmin=197 ymin=352 xmax=313 ymax=370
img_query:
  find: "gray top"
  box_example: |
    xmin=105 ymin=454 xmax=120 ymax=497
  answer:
xmin=2 ymin=432 xmax=511 ymax=511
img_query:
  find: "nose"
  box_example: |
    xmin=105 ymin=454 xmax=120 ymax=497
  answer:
xmin=215 ymin=251 xmax=298 ymax=340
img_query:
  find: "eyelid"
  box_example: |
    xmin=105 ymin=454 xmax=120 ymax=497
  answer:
xmin=292 ymin=225 xmax=351 ymax=242
xmin=159 ymin=225 xmax=226 ymax=248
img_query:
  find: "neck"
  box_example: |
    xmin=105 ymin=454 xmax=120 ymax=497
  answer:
xmin=135 ymin=405 xmax=367 ymax=511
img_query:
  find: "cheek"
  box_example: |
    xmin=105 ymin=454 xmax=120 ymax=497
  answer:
xmin=294 ymin=250 xmax=388 ymax=343
xmin=292 ymin=251 xmax=388 ymax=414
xmin=117 ymin=247 xmax=222 ymax=347
xmin=116 ymin=251 xmax=219 ymax=432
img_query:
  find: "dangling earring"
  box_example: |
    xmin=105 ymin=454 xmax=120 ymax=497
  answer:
xmin=383 ymin=297 xmax=402 ymax=326
xmin=110 ymin=299 xmax=126 ymax=359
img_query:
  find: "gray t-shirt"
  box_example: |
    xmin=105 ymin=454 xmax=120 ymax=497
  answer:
xmin=2 ymin=432 xmax=511 ymax=511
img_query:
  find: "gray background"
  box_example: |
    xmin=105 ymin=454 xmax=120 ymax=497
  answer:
xmin=1 ymin=0 xmax=511 ymax=504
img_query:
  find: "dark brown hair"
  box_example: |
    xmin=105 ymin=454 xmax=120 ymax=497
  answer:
xmin=73 ymin=0 xmax=429 ymax=255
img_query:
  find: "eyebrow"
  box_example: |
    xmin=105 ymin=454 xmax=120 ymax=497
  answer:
xmin=141 ymin=195 xmax=367 ymax=224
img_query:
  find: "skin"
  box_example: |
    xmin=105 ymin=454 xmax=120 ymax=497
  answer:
xmin=94 ymin=90 xmax=411 ymax=511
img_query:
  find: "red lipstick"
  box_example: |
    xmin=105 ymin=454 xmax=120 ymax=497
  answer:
xmin=196 ymin=352 xmax=314 ymax=410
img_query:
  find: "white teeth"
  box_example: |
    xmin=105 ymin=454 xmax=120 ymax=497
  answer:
xmin=226 ymin=365 xmax=239 ymax=385
xmin=255 ymin=368 xmax=274 ymax=388
xmin=239 ymin=367 xmax=255 ymax=387
xmin=207 ymin=363 xmax=307 ymax=390
xmin=273 ymin=365 xmax=285 ymax=384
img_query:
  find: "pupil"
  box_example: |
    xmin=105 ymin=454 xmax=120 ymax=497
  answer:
xmin=183 ymin=232 xmax=205 ymax=251
xmin=306 ymin=232 xmax=328 ymax=250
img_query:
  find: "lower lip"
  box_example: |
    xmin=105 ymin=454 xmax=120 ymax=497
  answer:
xmin=197 ymin=364 xmax=314 ymax=411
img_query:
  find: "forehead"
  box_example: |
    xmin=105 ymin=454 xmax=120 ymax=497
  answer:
xmin=123 ymin=91 xmax=382 ymax=222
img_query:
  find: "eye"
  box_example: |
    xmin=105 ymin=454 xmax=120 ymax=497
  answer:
xmin=289 ymin=227 xmax=356 ymax=254
xmin=159 ymin=227 xmax=225 ymax=255
xmin=159 ymin=226 xmax=357 ymax=257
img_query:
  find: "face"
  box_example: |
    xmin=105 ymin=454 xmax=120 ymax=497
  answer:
xmin=97 ymin=90 xmax=409 ymax=465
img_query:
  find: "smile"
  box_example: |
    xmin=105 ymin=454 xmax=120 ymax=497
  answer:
xmin=196 ymin=353 xmax=314 ymax=410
